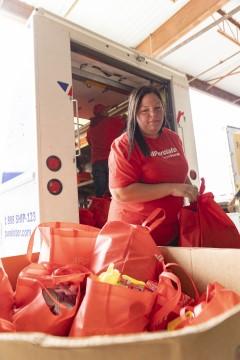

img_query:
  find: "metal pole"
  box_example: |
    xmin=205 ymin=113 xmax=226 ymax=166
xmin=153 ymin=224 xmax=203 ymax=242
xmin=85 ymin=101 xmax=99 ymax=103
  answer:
xmin=188 ymin=49 xmax=240 ymax=83
xmin=158 ymin=5 xmax=240 ymax=60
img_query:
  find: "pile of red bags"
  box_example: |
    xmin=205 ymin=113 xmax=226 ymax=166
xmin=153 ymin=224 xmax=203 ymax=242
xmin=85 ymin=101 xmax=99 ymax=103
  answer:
xmin=0 ymin=208 xmax=239 ymax=337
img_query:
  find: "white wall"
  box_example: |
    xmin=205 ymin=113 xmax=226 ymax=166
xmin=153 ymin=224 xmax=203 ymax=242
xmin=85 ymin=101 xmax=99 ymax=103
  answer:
xmin=190 ymin=88 xmax=240 ymax=202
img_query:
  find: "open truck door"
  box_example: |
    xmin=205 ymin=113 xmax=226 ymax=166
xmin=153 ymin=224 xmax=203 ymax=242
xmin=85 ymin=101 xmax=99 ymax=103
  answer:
xmin=0 ymin=8 xmax=199 ymax=256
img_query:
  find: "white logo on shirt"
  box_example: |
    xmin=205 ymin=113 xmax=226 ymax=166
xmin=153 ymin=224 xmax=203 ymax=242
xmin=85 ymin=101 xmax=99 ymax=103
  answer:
xmin=150 ymin=147 xmax=180 ymax=159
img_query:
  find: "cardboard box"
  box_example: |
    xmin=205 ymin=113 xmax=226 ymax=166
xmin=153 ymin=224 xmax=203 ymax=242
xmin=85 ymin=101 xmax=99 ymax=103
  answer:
xmin=1 ymin=247 xmax=240 ymax=360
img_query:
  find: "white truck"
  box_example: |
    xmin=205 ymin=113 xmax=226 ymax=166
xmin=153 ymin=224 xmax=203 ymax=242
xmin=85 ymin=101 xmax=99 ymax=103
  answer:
xmin=0 ymin=8 xmax=199 ymax=256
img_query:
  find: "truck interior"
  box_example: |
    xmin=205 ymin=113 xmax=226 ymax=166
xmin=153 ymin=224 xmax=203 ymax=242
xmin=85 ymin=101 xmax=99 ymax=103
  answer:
xmin=70 ymin=42 xmax=176 ymax=208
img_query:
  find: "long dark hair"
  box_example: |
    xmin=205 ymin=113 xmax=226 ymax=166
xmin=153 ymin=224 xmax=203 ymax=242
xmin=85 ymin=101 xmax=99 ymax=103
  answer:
xmin=127 ymin=86 xmax=165 ymax=157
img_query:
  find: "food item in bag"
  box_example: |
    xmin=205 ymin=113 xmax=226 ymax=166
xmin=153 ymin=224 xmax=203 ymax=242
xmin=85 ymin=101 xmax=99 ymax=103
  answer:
xmin=42 ymin=284 xmax=79 ymax=315
xmin=167 ymin=310 xmax=194 ymax=331
xmin=98 ymin=263 xmax=120 ymax=285
xmin=120 ymin=275 xmax=145 ymax=291
xmin=98 ymin=263 xmax=146 ymax=291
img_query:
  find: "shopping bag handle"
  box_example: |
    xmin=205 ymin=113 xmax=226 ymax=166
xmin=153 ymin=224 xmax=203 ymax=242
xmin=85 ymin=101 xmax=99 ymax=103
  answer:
xmin=142 ymin=208 xmax=165 ymax=232
xmin=150 ymin=271 xmax=182 ymax=329
xmin=52 ymin=264 xmax=91 ymax=284
xmin=199 ymin=178 xmax=205 ymax=196
xmin=150 ymin=262 xmax=199 ymax=330
xmin=164 ymin=262 xmax=200 ymax=301
xmin=20 ymin=262 xmax=91 ymax=286
xmin=27 ymin=221 xmax=99 ymax=263
xmin=27 ymin=226 xmax=40 ymax=263
xmin=27 ymin=222 xmax=56 ymax=263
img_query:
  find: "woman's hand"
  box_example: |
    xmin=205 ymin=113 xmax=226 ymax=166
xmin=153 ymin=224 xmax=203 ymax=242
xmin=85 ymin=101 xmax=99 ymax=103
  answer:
xmin=171 ymin=183 xmax=198 ymax=202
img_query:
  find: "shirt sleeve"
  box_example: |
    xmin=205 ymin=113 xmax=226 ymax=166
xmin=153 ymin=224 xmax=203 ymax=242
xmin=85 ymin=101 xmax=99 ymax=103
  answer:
xmin=108 ymin=137 xmax=142 ymax=189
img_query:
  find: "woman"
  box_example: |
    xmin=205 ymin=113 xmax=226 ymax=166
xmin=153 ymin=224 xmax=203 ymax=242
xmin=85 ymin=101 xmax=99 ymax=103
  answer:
xmin=107 ymin=86 xmax=198 ymax=246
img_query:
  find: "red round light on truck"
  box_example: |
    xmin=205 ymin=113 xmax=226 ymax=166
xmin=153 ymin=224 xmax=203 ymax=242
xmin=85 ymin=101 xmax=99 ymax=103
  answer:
xmin=47 ymin=179 xmax=63 ymax=195
xmin=46 ymin=155 xmax=62 ymax=171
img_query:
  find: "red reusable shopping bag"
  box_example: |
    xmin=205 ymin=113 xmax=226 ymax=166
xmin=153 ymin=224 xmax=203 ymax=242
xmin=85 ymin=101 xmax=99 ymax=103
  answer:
xmin=148 ymin=262 xmax=199 ymax=331
xmin=0 ymin=260 xmax=14 ymax=321
xmin=13 ymin=262 xmax=89 ymax=336
xmin=90 ymin=208 xmax=165 ymax=282
xmin=69 ymin=275 xmax=156 ymax=337
xmin=27 ymin=222 xmax=100 ymax=267
xmin=79 ymin=208 xmax=96 ymax=227
xmin=88 ymin=196 xmax=111 ymax=228
xmin=179 ymin=178 xmax=240 ymax=248
xmin=174 ymin=282 xmax=240 ymax=329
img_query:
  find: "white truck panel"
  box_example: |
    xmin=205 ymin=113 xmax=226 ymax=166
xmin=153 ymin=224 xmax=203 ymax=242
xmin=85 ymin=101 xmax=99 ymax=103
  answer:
xmin=0 ymin=25 xmax=39 ymax=256
xmin=33 ymin=13 xmax=79 ymax=223
xmin=172 ymin=78 xmax=199 ymax=182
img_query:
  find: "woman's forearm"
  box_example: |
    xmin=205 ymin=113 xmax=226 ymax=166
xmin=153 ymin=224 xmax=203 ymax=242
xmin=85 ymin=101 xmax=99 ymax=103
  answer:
xmin=110 ymin=182 xmax=198 ymax=203
xmin=110 ymin=183 xmax=173 ymax=202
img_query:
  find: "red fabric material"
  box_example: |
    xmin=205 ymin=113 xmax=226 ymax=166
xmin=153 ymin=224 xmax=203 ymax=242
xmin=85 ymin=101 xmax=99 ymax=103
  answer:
xmin=69 ymin=276 xmax=156 ymax=337
xmin=0 ymin=319 xmax=15 ymax=332
xmin=0 ymin=261 xmax=14 ymax=321
xmin=175 ymin=282 xmax=240 ymax=329
xmin=77 ymin=171 xmax=91 ymax=184
xmin=87 ymin=116 xmax=125 ymax=164
xmin=90 ymin=209 xmax=165 ymax=282
xmin=88 ymin=196 xmax=111 ymax=228
xmin=179 ymin=179 xmax=240 ymax=248
xmin=13 ymin=263 xmax=89 ymax=336
xmin=108 ymin=129 xmax=188 ymax=245
xmin=79 ymin=208 xmax=96 ymax=226
xmin=27 ymin=222 xmax=100 ymax=268
xmin=148 ymin=263 xmax=199 ymax=331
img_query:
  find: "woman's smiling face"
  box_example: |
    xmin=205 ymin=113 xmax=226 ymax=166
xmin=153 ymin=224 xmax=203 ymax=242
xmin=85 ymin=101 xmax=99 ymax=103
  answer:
xmin=136 ymin=93 xmax=164 ymax=138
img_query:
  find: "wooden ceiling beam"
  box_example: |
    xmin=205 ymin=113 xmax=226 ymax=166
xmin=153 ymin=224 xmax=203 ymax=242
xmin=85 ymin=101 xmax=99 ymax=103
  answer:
xmin=136 ymin=0 xmax=230 ymax=57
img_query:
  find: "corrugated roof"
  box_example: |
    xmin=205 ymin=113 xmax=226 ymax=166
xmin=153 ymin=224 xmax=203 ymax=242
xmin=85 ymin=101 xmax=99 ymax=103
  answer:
xmin=2 ymin=0 xmax=240 ymax=101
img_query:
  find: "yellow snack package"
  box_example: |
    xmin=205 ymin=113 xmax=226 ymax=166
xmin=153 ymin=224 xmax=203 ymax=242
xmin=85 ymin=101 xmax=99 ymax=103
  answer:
xmin=98 ymin=263 xmax=120 ymax=285
xmin=121 ymin=274 xmax=145 ymax=287
xmin=120 ymin=274 xmax=146 ymax=291
xmin=167 ymin=311 xmax=194 ymax=331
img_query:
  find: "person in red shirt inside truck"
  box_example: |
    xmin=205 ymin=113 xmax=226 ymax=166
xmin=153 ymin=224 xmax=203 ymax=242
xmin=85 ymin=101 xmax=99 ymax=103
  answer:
xmin=108 ymin=86 xmax=198 ymax=246
xmin=87 ymin=103 xmax=126 ymax=197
